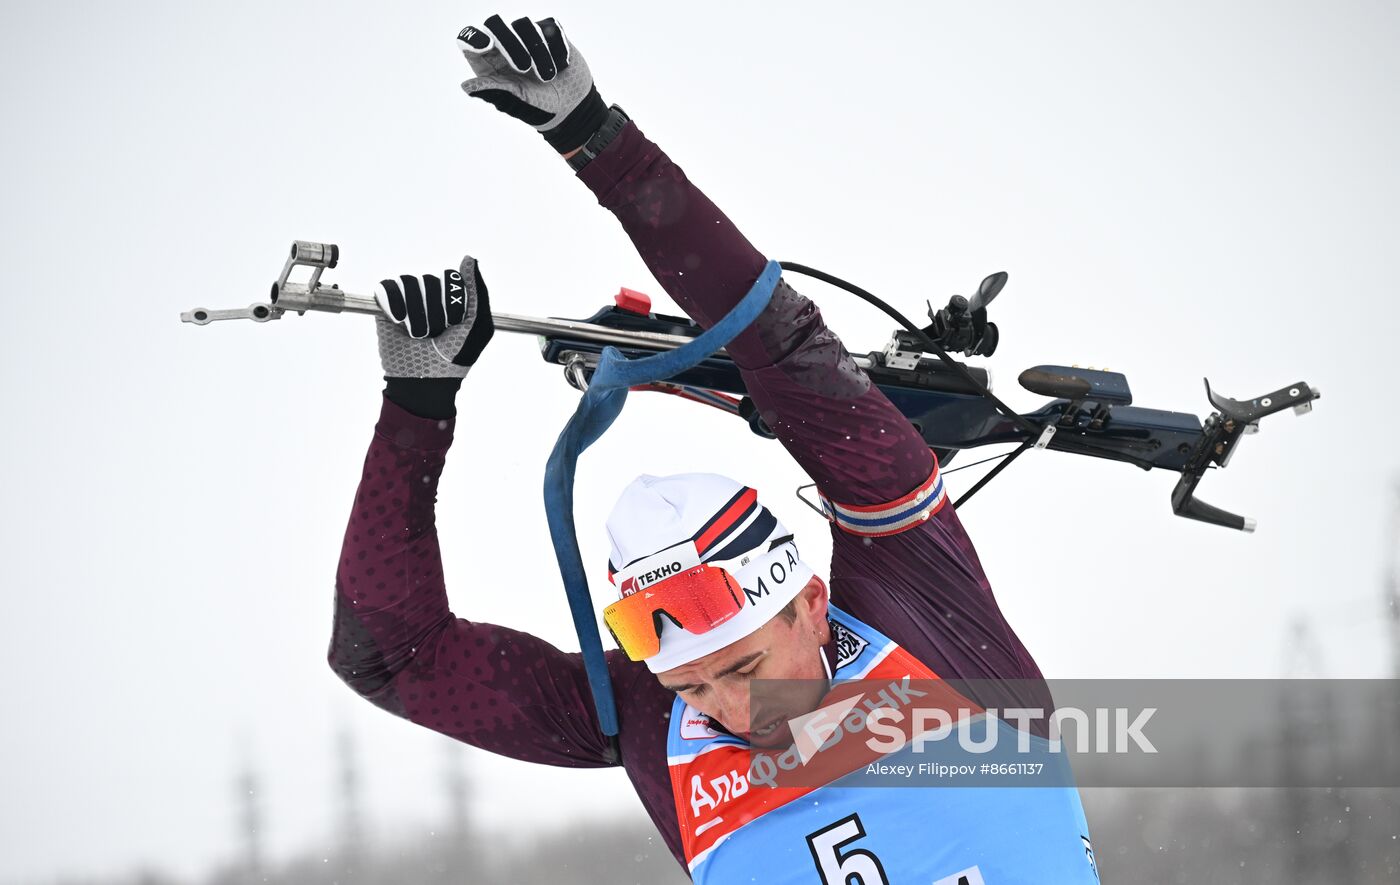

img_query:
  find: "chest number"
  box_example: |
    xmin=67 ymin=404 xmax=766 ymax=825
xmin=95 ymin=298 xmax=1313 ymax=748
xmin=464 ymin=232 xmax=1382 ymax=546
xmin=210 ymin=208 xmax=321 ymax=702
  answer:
xmin=805 ymin=814 xmax=889 ymax=885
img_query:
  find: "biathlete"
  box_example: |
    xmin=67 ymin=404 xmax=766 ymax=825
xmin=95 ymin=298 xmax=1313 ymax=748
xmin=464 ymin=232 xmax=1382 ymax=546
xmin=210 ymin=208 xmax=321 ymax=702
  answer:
xmin=330 ymin=13 xmax=1100 ymax=883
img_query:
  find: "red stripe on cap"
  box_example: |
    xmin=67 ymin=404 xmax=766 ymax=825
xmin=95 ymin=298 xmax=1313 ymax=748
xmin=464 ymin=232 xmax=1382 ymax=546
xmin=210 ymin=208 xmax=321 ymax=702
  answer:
xmin=694 ymin=487 xmax=758 ymax=555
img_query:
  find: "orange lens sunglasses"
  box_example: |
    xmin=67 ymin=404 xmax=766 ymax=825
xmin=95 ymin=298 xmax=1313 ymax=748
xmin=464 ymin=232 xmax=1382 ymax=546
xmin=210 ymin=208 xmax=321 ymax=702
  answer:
xmin=602 ymin=564 xmax=745 ymax=661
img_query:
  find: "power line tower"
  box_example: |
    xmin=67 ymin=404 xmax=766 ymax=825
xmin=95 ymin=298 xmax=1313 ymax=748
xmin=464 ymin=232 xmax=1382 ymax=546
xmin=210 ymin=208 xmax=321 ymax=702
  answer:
xmin=438 ymin=742 xmax=473 ymax=880
xmin=1278 ymin=621 xmax=1353 ymax=884
xmin=1378 ymin=478 xmax=1400 ymax=866
xmin=1385 ymin=477 xmax=1400 ymax=678
xmin=234 ymin=756 xmax=264 ymax=884
xmin=443 ymin=742 xmax=471 ymax=846
xmin=335 ymin=725 xmax=367 ymax=880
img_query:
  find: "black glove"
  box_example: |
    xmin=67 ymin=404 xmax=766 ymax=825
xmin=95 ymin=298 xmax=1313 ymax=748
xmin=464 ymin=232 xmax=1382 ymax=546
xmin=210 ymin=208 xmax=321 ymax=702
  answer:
xmin=456 ymin=14 xmax=609 ymax=154
xmin=374 ymin=256 xmax=494 ymax=379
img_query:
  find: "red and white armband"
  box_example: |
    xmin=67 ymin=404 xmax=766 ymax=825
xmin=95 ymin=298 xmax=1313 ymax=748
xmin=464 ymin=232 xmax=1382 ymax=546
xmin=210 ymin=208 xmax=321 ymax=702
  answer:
xmin=818 ymin=460 xmax=947 ymax=538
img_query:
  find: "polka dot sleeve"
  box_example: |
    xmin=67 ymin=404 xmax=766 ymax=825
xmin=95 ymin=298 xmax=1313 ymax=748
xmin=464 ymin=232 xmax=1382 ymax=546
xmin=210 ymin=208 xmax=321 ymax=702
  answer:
xmin=327 ymin=395 xmax=622 ymax=768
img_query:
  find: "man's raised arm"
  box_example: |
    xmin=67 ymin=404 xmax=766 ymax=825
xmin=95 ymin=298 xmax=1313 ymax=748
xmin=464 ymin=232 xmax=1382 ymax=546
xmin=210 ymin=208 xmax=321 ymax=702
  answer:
xmin=457 ymin=14 xmax=1045 ymax=687
xmin=458 ymin=14 xmax=932 ymax=509
xmin=327 ymin=258 xmax=623 ymax=767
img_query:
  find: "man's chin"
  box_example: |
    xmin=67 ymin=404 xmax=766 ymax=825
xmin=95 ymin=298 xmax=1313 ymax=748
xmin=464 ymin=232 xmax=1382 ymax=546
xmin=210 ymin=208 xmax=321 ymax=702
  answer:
xmin=741 ymin=716 xmax=792 ymax=749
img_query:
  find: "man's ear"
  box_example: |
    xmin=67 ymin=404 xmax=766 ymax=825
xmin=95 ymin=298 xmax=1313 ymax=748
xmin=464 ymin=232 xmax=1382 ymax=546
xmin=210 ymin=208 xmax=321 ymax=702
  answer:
xmin=800 ymin=576 xmax=830 ymax=642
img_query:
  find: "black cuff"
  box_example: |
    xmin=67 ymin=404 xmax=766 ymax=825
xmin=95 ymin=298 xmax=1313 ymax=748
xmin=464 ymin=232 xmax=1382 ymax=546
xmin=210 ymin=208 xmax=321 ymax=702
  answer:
xmin=383 ymin=377 xmax=464 ymax=420
xmin=566 ymin=103 xmax=631 ymax=172
xmin=544 ymin=85 xmax=610 ymax=153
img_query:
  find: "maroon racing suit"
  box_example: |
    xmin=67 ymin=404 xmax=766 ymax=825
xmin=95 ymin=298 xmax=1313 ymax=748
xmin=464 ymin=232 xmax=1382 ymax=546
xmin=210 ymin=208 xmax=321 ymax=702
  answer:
xmin=329 ymin=121 xmax=1048 ymax=870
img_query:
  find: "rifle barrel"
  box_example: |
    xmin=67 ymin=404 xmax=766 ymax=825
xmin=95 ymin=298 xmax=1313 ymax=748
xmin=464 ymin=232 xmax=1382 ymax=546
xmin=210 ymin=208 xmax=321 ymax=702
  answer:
xmin=270 ymin=282 xmax=719 ymax=352
xmin=204 ymin=282 xmax=875 ymax=368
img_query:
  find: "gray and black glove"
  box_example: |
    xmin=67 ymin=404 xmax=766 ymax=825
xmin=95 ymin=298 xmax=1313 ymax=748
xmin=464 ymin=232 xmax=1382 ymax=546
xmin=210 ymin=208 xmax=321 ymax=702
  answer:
xmin=456 ymin=14 xmax=609 ymax=155
xmin=375 ymin=256 xmax=494 ymax=380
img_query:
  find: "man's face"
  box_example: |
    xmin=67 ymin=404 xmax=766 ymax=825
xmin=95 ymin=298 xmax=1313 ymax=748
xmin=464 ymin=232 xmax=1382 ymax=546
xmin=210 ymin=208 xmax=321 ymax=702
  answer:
xmin=655 ymin=577 xmax=831 ymax=745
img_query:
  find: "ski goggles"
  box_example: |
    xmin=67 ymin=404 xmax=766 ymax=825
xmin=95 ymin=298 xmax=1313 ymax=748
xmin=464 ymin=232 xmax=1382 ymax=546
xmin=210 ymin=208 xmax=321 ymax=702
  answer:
xmin=602 ymin=563 xmax=745 ymax=662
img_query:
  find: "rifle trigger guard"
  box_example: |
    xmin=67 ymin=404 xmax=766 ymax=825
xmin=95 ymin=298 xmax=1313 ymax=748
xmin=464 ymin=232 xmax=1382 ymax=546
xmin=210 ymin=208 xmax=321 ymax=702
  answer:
xmin=794 ymin=483 xmax=829 ymax=520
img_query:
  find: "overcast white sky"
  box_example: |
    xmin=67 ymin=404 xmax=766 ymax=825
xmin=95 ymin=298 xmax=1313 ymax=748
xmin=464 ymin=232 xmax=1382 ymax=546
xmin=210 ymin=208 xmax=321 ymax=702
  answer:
xmin=2 ymin=0 xmax=1397 ymax=881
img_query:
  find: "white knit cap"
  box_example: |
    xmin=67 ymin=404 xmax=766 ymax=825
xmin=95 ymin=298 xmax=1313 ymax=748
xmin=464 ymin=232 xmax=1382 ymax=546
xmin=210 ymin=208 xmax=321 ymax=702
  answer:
xmin=605 ymin=473 xmax=816 ymax=673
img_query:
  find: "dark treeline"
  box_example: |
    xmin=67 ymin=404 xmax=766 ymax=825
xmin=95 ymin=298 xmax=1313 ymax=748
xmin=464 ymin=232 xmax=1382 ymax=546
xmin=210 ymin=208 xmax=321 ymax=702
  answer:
xmin=42 ymin=788 xmax=1399 ymax=884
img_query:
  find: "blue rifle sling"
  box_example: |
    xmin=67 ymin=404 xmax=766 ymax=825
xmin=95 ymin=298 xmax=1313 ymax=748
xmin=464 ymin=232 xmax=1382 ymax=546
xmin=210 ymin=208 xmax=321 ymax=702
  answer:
xmin=542 ymin=260 xmax=782 ymax=737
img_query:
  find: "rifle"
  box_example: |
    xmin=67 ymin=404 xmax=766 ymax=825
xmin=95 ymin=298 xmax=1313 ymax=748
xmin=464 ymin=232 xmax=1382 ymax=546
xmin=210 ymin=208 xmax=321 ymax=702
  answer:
xmin=183 ymin=240 xmax=1320 ymax=532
